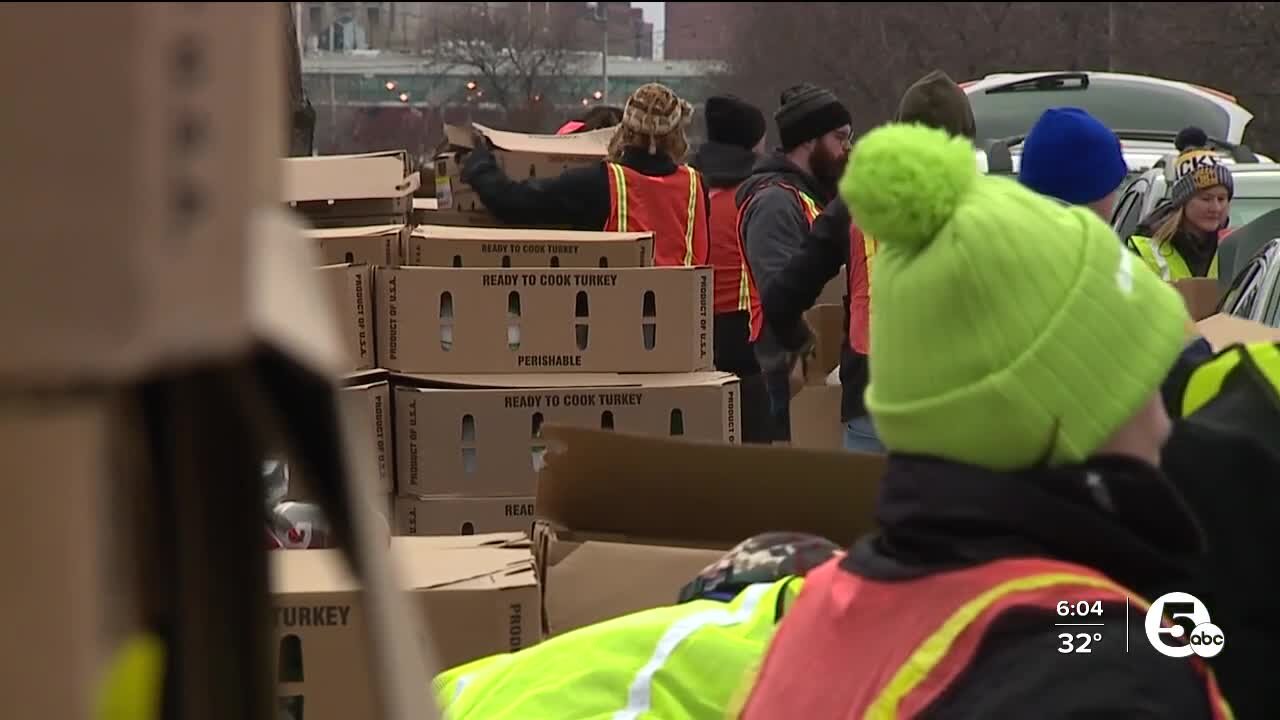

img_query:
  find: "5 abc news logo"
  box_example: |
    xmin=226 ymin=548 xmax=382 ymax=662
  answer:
xmin=1145 ymin=592 xmax=1225 ymax=658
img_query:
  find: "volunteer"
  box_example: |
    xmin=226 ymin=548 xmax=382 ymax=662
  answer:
xmin=1161 ymin=340 xmax=1280 ymax=720
xmin=432 ymin=533 xmax=840 ymax=719
xmin=1018 ymin=107 xmax=1129 ymax=219
xmin=737 ymin=123 xmax=1233 ymax=718
xmin=461 ymin=83 xmax=709 ymax=267
xmin=1126 ymin=126 xmax=1233 ymax=280
xmin=764 ymin=70 xmax=976 ymax=453
xmin=688 ymin=95 xmax=771 ymax=443
xmin=736 ymin=83 xmax=852 ymax=442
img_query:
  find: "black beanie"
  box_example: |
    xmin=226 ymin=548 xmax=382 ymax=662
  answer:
xmin=775 ymin=84 xmax=852 ymax=151
xmin=705 ymin=95 xmax=767 ymax=150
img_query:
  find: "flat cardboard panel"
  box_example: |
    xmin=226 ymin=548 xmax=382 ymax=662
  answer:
xmin=0 ymin=2 xmax=284 ymax=385
xmin=536 ymin=425 xmax=884 ymax=548
xmin=305 ymin=224 xmax=408 ymax=267
xmin=394 ymin=496 xmax=539 ymax=536
xmin=393 ymin=372 xmax=740 ymax=496
xmin=1196 ymin=313 xmax=1280 ymax=350
xmin=1174 ymin=278 xmax=1224 ymax=321
xmin=315 ymin=264 xmax=375 ymax=372
xmin=405 ymin=225 xmax=654 ymax=268
xmin=271 ymin=538 xmax=540 ymax=720
xmin=377 ymin=266 xmax=713 ymax=374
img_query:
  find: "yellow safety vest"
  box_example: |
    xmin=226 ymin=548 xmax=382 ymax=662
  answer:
xmin=1182 ymin=341 xmax=1280 ymax=417
xmin=434 ymin=578 xmax=801 ymax=720
xmin=1128 ymin=234 xmax=1219 ymax=281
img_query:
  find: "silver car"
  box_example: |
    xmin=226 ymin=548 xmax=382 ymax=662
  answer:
xmin=1219 ymin=237 xmax=1280 ymax=327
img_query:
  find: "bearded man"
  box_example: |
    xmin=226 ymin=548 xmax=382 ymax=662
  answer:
xmin=735 ymin=83 xmax=852 ymax=443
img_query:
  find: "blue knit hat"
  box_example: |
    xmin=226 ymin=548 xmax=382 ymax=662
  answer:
xmin=1019 ymin=108 xmax=1128 ymax=206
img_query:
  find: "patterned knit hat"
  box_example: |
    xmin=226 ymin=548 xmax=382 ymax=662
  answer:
xmin=677 ymin=532 xmax=841 ymax=604
xmin=619 ymin=82 xmax=693 ymax=153
xmin=1170 ymin=126 xmax=1234 ymax=207
xmin=841 ymin=123 xmax=1191 ymax=470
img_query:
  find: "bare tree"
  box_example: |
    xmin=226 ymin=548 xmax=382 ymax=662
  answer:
xmin=726 ymin=2 xmax=1280 ymax=157
xmin=422 ymin=3 xmax=576 ymax=131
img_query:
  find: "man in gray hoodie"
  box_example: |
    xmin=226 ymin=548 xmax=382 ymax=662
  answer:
xmin=761 ymin=70 xmax=976 ymax=452
xmin=736 ymin=84 xmax=853 ymax=442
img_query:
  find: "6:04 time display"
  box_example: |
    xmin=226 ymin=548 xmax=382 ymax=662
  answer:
xmin=1057 ymin=600 xmax=1103 ymax=617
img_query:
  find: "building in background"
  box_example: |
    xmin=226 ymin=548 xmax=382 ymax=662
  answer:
xmin=664 ymin=2 xmax=733 ymax=61
xmin=299 ymin=1 xmax=653 ymax=59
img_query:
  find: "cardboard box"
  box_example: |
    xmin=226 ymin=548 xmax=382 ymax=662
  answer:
xmin=316 ymin=263 xmax=376 ymax=372
xmin=393 ymin=371 xmax=740 ymax=497
xmin=377 ymin=266 xmax=713 ymax=374
xmin=272 ymin=534 xmax=540 ymax=720
xmin=405 ymin=225 xmax=654 ymax=269
xmin=1174 ymin=278 xmax=1224 ymax=321
xmin=305 ymin=224 xmax=408 ymax=267
xmin=802 ymin=304 xmax=846 ymax=385
xmin=436 ymin=124 xmax=611 ymax=212
xmin=1 ymin=2 xmax=289 ymax=386
xmin=285 ymin=371 xmax=396 ymax=499
xmin=1196 ymin=313 xmax=1280 ymax=350
xmin=790 ymin=385 xmax=844 ymax=450
xmin=817 ymin=267 xmax=848 ymax=306
xmin=394 ymin=496 xmax=538 ymax=536
xmin=283 ymin=150 xmax=421 ymax=222
xmin=533 ymin=424 xmax=885 ymax=635
xmin=413 ymin=197 xmax=499 ymax=228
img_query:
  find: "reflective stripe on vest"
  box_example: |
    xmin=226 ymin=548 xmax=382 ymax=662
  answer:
xmin=1182 ymin=341 xmax=1280 ymax=417
xmin=435 ymin=578 xmax=800 ymax=720
xmin=735 ymin=183 xmax=821 ymax=343
xmin=1130 ymin=235 xmax=1219 ymax=280
xmin=605 ymin=162 xmax=708 ymax=268
xmin=738 ymin=557 xmax=1234 ymax=720
xmin=709 ymin=186 xmax=752 ymax=315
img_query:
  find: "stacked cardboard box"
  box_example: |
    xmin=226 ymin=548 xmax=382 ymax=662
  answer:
xmin=277 ymin=155 xmax=422 ymax=510
xmin=383 ymin=222 xmax=742 ymax=536
xmin=272 ymin=533 xmax=540 ymax=720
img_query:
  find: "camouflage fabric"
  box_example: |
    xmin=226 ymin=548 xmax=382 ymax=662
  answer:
xmin=677 ymin=532 xmax=842 ymax=604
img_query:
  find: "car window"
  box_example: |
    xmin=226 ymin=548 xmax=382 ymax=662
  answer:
xmin=1220 ymin=257 xmax=1267 ymax=319
xmin=970 ymin=77 xmax=1232 ymax=144
xmin=1229 ymin=198 xmax=1280 ymax=229
xmin=1112 ymin=189 xmax=1142 ymax=239
xmin=1264 ymin=277 xmax=1280 ymax=327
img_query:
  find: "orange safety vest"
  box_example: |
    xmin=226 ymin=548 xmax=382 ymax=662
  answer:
xmin=709 ymin=185 xmax=752 ymax=316
xmin=736 ymin=183 xmax=874 ymax=353
xmin=739 ymin=556 xmax=1234 ymax=719
xmin=604 ymin=162 xmax=710 ymax=267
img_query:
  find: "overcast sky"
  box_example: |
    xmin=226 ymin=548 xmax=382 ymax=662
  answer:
xmin=632 ymin=1 xmax=666 ymax=57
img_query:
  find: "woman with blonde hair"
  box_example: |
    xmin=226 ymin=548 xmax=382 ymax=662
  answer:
xmin=462 ymin=83 xmax=709 ymax=267
xmin=1126 ymin=127 xmax=1234 ymax=280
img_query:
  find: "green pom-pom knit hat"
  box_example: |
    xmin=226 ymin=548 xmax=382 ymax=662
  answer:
xmin=842 ymin=123 xmax=1190 ymax=470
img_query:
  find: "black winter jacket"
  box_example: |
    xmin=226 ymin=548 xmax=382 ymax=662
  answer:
xmin=761 ymin=196 xmax=868 ymax=422
xmin=460 ymin=142 xmax=712 ymax=231
xmin=689 ymin=141 xmax=760 ymax=378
